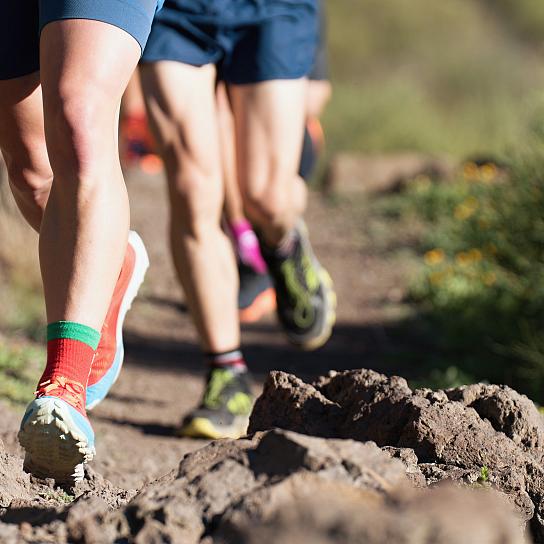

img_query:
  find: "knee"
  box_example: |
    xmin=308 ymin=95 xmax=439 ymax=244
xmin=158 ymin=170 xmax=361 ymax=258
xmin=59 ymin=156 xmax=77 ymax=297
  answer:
xmin=169 ymin=168 xmax=223 ymax=236
xmin=242 ymin=171 xmax=292 ymax=227
xmin=4 ymin=153 xmax=52 ymax=207
xmin=44 ymin=90 xmax=111 ymax=179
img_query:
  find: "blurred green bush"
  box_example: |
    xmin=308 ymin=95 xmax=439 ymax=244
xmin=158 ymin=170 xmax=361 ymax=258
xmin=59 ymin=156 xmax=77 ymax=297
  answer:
xmin=405 ymin=155 xmax=544 ymax=399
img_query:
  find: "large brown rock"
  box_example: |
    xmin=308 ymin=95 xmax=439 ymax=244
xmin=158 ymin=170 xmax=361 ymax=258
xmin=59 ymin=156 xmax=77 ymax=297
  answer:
xmin=219 ymin=485 xmax=527 ymax=544
xmin=249 ymin=370 xmax=544 ymax=541
xmin=0 ymin=371 xmax=538 ymax=543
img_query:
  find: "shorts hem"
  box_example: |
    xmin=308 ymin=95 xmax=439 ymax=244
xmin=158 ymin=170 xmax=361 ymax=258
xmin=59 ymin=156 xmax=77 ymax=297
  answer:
xmin=40 ymin=0 xmax=154 ymax=53
xmin=226 ymin=71 xmax=309 ymax=85
xmin=0 ymin=66 xmax=40 ymax=81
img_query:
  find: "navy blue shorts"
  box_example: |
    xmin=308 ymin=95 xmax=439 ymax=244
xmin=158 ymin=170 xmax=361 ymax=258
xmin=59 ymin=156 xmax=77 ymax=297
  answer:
xmin=141 ymin=0 xmax=318 ymax=84
xmin=0 ymin=0 xmax=163 ymax=81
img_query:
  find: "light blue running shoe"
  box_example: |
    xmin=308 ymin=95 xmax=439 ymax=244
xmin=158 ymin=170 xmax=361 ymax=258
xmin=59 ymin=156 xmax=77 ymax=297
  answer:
xmin=18 ymin=377 xmax=95 ymax=484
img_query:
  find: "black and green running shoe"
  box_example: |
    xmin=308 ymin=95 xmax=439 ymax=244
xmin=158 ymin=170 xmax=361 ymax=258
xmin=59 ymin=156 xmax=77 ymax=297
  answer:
xmin=263 ymin=221 xmax=336 ymax=350
xmin=177 ymin=367 xmax=253 ymax=439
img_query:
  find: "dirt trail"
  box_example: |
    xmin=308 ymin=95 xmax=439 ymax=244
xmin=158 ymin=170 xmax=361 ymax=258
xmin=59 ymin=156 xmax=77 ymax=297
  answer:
xmin=1 ymin=167 xmax=413 ymax=491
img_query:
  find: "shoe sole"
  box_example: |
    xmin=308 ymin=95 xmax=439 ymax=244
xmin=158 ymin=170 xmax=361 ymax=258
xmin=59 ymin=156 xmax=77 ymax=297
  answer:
xmin=177 ymin=415 xmax=249 ymax=440
xmin=296 ymin=267 xmax=337 ymax=351
xmin=18 ymin=398 xmax=94 ymax=485
xmin=86 ymin=230 xmax=149 ymax=410
xmin=239 ymin=287 xmax=277 ymax=324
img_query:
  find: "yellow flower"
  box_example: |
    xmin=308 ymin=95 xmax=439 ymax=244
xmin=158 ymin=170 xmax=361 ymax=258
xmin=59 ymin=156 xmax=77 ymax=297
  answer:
xmin=454 ymin=196 xmax=479 ymax=220
xmin=455 ymin=248 xmax=483 ymax=266
xmin=463 ymin=162 xmax=479 ymax=180
xmin=483 ymin=271 xmax=497 ymax=286
xmin=480 ymin=163 xmax=498 ymax=184
xmin=424 ymin=248 xmax=445 ymax=266
xmin=455 ymin=252 xmax=470 ymax=266
xmin=467 ymin=248 xmax=483 ymax=262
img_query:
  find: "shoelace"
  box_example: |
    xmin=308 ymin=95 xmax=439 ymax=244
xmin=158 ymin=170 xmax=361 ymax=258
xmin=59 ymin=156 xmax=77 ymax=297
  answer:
xmin=36 ymin=376 xmax=86 ymax=413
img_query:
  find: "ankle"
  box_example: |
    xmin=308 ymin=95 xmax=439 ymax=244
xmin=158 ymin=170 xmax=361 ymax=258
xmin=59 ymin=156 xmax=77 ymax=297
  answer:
xmin=206 ymin=349 xmax=247 ymax=373
xmin=40 ymin=321 xmax=101 ymax=392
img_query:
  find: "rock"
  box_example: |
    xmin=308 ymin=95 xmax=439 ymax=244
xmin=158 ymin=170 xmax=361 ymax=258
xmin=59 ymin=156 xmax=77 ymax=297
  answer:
xmin=446 ymin=384 xmax=544 ymax=454
xmin=119 ymin=429 xmax=408 ymax=543
xmin=0 ymin=370 xmax=539 ymax=543
xmin=249 ymin=369 xmax=544 ymax=540
xmin=219 ymin=485 xmax=528 ymax=544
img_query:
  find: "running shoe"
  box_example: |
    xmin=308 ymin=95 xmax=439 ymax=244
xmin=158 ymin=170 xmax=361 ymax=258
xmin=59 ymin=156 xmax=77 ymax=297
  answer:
xmin=86 ymin=231 xmax=149 ymax=410
xmin=263 ymin=221 xmax=336 ymax=350
xmin=238 ymin=262 xmax=276 ymax=324
xmin=121 ymin=113 xmax=156 ymax=165
xmin=177 ymin=367 xmax=253 ymax=439
xmin=18 ymin=376 xmax=94 ymax=485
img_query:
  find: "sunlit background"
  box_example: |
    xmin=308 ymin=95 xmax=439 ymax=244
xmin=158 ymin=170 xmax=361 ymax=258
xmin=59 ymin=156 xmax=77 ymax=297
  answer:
xmin=1 ymin=0 xmax=544 ymax=407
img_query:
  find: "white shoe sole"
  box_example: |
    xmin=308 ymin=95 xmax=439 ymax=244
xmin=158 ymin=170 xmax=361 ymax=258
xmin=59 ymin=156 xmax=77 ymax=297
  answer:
xmin=18 ymin=398 xmax=95 ymax=485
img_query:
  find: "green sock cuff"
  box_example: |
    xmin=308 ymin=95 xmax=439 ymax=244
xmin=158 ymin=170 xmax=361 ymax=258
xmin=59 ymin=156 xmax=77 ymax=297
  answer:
xmin=47 ymin=321 xmax=101 ymax=350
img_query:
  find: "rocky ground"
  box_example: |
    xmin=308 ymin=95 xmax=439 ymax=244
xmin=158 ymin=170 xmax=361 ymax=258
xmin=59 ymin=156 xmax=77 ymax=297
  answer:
xmin=0 ymin=369 xmax=540 ymax=543
xmin=0 ymin=163 xmax=539 ymax=542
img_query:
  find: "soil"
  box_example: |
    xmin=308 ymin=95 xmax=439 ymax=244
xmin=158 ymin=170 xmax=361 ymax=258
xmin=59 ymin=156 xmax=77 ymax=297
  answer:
xmin=2 ymin=163 xmax=534 ymax=542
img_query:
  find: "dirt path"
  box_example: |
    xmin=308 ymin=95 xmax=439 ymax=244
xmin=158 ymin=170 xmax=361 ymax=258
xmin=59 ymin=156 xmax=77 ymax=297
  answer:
xmin=1 ymin=167 xmax=415 ymax=491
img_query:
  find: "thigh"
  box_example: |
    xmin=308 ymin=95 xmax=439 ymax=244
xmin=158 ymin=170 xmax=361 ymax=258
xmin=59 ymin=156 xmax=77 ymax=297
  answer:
xmin=0 ymin=74 xmax=46 ymax=167
xmin=40 ymin=19 xmax=141 ymax=110
xmin=229 ymin=79 xmax=308 ymax=194
xmin=140 ymin=61 xmax=220 ymax=180
xmin=39 ymin=19 xmax=142 ymax=175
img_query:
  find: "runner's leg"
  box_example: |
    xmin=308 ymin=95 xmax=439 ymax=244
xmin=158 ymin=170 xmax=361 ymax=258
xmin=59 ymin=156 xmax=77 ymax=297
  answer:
xmin=230 ymin=79 xmax=336 ymax=350
xmin=230 ymin=80 xmax=309 ymax=246
xmin=141 ymin=61 xmax=240 ymax=353
xmin=39 ymin=20 xmax=140 ymax=330
xmin=0 ymin=74 xmax=52 ymax=231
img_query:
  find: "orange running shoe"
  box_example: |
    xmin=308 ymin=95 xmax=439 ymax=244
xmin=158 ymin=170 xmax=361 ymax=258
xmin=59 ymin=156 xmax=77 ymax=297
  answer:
xmin=238 ymin=263 xmax=276 ymax=324
xmin=86 ymin=231 xmax=149 ymax=410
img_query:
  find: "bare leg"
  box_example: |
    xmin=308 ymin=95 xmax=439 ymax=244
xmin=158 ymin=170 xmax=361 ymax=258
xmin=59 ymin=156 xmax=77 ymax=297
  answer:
xmin=216 ymin=82 xmax=245 ymax=225
xmin=0 ymin=73 xmax=52 ymax=231
xmin=122 ymin=69 xmax=147 ymax=118
xmin=230 ymin=78 xmax=336 ymax=351
xmin=141 ymin=61 xmax=239 ymax=352
xmin=39 ymin=20 xmax=140 ymax=330
xmin=306 ymin=79 xmax=332 ymax=119
xmin=230 ymin=79 xmax=308 ymax=246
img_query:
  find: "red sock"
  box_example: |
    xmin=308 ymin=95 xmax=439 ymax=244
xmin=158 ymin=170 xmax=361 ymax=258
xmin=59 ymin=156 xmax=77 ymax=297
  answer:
xmin=39 ymin=338 xmax=95 ymax=391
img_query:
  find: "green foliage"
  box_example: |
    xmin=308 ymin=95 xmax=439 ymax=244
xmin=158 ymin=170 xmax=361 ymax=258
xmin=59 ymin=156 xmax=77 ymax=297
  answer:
xmin=478 ymin=466 xmax=490 ymax=483
xmin=403 ymin=155 xmax=544 ymax=400
xmin=0 ymin=279 xmax=44 ymax=342
xmin=0 ymin=343 xmax=43 ymax=405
